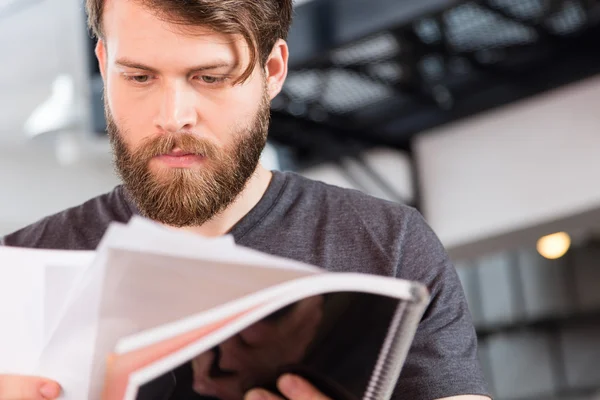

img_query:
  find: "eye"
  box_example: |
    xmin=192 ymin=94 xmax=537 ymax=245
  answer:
xmin=123 ymin=74 xmax=152 ymax=84
xmin=132 ymin=75 xmax=150 ymax=83
xmin=201 ymin=76 xmax=218 ymax=84
xmin=198 ymin=75 xmax=227 ymax=84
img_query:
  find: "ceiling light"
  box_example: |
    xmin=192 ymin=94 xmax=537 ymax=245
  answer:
xmin=536 ymin=232 xmax=571 ymax=260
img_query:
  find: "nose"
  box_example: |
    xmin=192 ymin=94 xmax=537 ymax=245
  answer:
xmin=154 ymin=79 xmax=197 ymax=133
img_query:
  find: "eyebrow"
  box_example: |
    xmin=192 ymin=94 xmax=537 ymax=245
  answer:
xmin=114 ymin=58 xmax=236 ymax=74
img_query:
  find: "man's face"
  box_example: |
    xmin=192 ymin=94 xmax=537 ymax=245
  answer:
xmin=97 ymin=0 xmax=273 ymax=227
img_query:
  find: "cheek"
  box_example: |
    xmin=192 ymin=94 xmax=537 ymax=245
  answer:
xmin=106 ymin=79 xmax=153 ymax=147
xmin=207 ymin=85 xmax=263 ymax=135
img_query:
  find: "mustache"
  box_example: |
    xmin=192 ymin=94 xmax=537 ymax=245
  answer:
xmin=136 ymin=133 xmax=219 ymax=159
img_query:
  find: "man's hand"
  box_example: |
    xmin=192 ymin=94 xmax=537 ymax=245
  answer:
xmin=0 ymin=375 xmax=61 ymax=400
xmin=245 ymin=374 xmax=330 ymax=400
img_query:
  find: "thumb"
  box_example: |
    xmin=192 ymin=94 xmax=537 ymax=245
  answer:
xmin=0 ymin=375 xmax=61 ymax=400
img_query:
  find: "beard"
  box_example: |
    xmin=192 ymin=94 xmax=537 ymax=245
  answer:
xmin=106 ymin=88 xmax=271 ymax=228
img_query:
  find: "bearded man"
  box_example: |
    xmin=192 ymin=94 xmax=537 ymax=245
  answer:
xmin=0 ymin=1 xmax=491 ymax=400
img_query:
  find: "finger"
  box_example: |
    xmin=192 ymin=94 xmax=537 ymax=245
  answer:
xmin=277 ymin=374 xmax=330 ymax=400
xmin=245 ymin=388 xmax=284 ymax=400
xmin=0 ymin=375 xmax=61 ymax=400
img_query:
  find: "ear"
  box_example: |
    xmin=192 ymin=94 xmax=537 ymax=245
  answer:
xmin=264 ymin=39 xmax=289 ymax=100
xmin=95 ymin=39 xmax=108 ymax=82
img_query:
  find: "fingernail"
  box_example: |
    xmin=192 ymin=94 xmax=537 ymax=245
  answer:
xmin=245 ymin=389 xmax=267 ymax=400
xmin=278 ymin=374 xmax=299 ymax=396
xmin=40 ymin=382 xmax=60 ymax=399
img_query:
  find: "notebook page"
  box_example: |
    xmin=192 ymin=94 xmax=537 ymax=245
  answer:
xmin=0 ymin=250 xmax=44 ymax=374
xmin=0 ymin=247 xmax=93 ymax=374
xmin=126 ymin=216 xmax=236 ymax=247
xmin=123 ymin=216 xmax=319 ymax=272
xmin=44 ymin=263 xmax=90 ymax=339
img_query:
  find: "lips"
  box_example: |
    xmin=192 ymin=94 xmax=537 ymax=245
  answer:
xmin=153 ymin=151 xmax=205 ymax=168
xmin=165 ymin=152 xmax=195 ymax=157
xmin=164 ymin=148 xmax=197 ymax=157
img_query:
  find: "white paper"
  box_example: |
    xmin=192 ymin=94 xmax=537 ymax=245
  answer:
xmin=0 ymin=252 xmax=44 ymax=374
xmin=124 ymin=216 xmax=319 ymax=272
xmin=0 ymin=247 xmax=93 ymax=374
xmin=126 ymin=216 xmax=236 ymax=247
xmin=36 ymin=224 xmax=125 ymax=400
xmin=44 ymin=263 xmax=88 ymax=338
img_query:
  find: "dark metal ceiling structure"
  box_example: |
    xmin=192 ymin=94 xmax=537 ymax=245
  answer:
xmin=269 ymin=0 xmax=600 ymax=164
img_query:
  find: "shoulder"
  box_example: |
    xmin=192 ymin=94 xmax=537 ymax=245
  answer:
xmin=282 ymin=170 xmax=417 ymax=227
xmin=275 ymin=172 xmax=429 ymax=273
xmin=1 ymin=186 xmax=134 ymax=250
xmin=282 ymin=171 xmax=458 ymax=277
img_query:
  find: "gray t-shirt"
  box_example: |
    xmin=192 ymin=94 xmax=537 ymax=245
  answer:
xmin=2 ymin=170 xmax=490 ymax=400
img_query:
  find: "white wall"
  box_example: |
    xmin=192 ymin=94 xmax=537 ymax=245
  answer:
xmin=415 ymin=74 xmax=600 ymax=257
xmin=298 ymin=147 xmax=414 ymax=204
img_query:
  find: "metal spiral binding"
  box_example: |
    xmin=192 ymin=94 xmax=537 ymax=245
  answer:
xmin=363 ymin=285 xmax=429 ymax=400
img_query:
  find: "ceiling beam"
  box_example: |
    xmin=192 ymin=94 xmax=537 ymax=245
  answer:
xmin=287 ymin=0 xmax=461 ymax=69
xmin=476 ymin=0 xmax=558 ymax=41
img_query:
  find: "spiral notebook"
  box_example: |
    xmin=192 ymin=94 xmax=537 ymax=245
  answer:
xmin=100 ymin=272 xmax=429 ymax=400
xmin=16 ymin=217 xmax=430 ymax=400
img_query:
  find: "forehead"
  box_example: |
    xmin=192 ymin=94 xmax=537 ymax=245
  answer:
xmin=102 ymin=0 xmax=248 ymax=67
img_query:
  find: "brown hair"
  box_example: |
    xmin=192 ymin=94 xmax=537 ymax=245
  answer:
xmin=86 ymin=0 xmax=293 ymax=83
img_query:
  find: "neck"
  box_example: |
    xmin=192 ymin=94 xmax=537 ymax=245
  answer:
xmin=171 ymin=163 xmax=273 ymax=237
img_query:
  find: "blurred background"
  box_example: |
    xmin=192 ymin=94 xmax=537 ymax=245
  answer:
xmin=2 ymin=0 xmax=600 ymax=398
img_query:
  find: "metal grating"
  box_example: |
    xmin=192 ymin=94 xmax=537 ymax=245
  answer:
xmin=330 ymin=32 xmax=401 ymax=66
xmin=546 ymin=0 xmax=587 ymax=34
xmin=443 ymin=3 xmax=539 ymax=52
xmin=266 ymin=0 xmax=600 ymax=156
xmin=419 ymin=54 xmax=446 ymax=82
xmin=320 ymin=69 xmax=394 ymax=114
xmin=281 ymin=68 xmax=396 ymax=116
xmin=413 ymin=18 xmax=443 ymax=44
xmin=283 ymin=70 xmax=324 ymax=103
xmin=276 ymin=0 xmax=600 ymax=119
xmin=487 ymin=0 xmax=547 ymax=20
xmin=367 ymin=62 xmax=405 ymax=84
